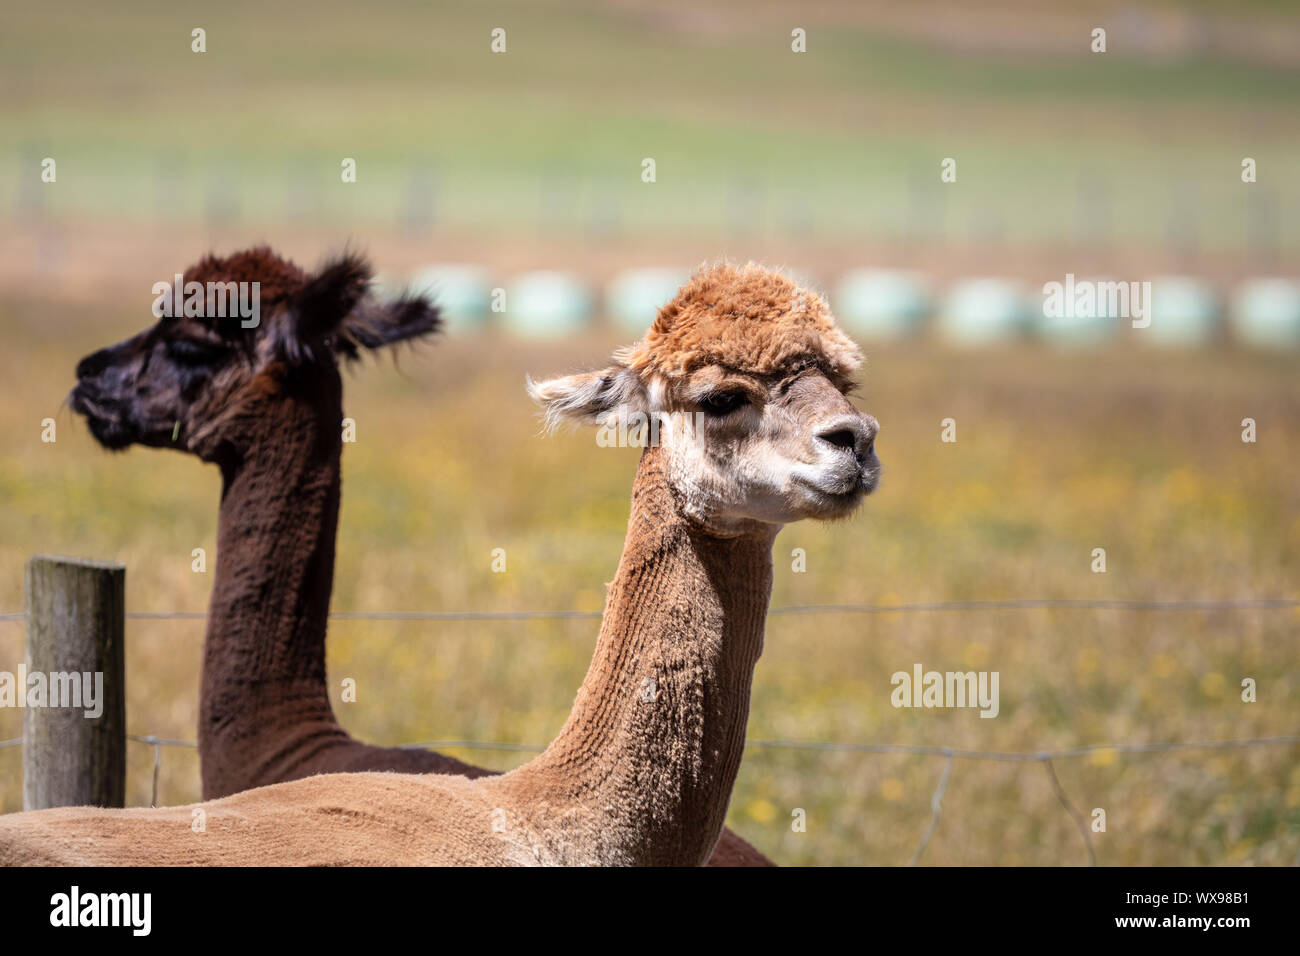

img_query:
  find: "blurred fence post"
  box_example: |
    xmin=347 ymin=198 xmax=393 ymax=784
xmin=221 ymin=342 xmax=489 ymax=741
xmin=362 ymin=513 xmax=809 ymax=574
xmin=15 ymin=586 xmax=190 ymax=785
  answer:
xmin=22 ymin=555 xmax=126 ymax=810
xmin=400 ymin=166 xmax=437 ymax=238
xmin=1246 ymin=184 xmax=1278 ymax=270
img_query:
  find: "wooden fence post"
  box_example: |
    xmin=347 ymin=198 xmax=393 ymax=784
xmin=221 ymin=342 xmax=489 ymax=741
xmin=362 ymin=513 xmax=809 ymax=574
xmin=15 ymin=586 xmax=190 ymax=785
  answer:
xmin=22 ymin=555 xmax=126 ymax=810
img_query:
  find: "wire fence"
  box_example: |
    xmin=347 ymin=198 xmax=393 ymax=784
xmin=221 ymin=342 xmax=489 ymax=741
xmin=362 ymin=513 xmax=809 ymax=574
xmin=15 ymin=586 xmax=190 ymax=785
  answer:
xmin=2 ymin=597 xmax=1298 ymax=865
xmin=2 ymin=731 xmax=1298 ymax=865
xmin=2 ymin=596 xmax=1297 ymax=626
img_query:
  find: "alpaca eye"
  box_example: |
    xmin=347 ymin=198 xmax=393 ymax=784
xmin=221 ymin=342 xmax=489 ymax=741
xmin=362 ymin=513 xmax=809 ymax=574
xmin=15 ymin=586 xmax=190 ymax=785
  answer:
xmin=169 ymin=340 xmax=222 ymax=366
xmin=701 ymin=391 xmax=747 ymax=416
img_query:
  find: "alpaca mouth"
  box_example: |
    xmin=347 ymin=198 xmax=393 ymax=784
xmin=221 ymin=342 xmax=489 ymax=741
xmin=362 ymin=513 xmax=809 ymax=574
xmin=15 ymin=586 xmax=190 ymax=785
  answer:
xmin=792 ymin=471 xmax=874 ymax=515
xmin=69 ymin=384 xmax=134 ymax=450
xmin=858 ymin=459 xmax=880 ymax=494
xmin=795 ymin=455 xmax=879 ymax=498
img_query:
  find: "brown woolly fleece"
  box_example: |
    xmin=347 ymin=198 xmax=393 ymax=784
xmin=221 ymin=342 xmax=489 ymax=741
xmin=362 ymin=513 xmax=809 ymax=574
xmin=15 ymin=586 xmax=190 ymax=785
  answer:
xmin=0 ymin=259 xmax=873 ymax=866
xmin=0 ymin=448 xmax=775 ymax=865
xmin=194 ymin=323 xmax=768 ymax=865
xmin=37 ymin=247 xmax=774 ymax=866
xmin=619 ymin=262 xmax=862 ymax=385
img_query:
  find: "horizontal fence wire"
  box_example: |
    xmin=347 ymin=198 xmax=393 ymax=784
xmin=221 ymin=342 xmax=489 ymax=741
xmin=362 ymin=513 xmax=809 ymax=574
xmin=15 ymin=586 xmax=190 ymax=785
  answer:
xmin=1 ymin=597 xmax=1297 ymax=625
xmin=4 ymin=732 xmax=1299 ymax=865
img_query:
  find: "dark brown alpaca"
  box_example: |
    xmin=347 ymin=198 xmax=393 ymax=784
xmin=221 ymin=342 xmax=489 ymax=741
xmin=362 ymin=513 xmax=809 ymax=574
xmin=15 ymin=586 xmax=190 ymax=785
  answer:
xmin=70 ymin=246 xmax=771 ymax=866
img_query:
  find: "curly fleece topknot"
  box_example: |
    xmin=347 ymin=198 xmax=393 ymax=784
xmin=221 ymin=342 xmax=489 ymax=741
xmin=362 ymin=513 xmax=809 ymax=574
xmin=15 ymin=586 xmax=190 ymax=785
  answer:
xmin=615 ymin=262 xmax=862 ymax=381
xmin=185 ymin=246 xmax=310 ymax=309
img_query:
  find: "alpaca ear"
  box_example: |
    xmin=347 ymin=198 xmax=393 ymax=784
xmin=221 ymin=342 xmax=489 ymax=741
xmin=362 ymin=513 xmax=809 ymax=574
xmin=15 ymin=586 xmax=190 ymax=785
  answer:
xmin=279 ymin=253 xmax=373 ymax=362
xmin=336 ymin=292 xmax=443 ymax=356
xmin=526 ymin=365 xmax=648 ymax=431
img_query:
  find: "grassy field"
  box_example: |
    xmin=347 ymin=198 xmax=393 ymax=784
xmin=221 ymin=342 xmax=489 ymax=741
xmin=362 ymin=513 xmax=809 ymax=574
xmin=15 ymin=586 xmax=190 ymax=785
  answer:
xmin=0 ymin=296 xmax=1297 ymax=864
xmin=1 ymin=0 xmax=1297 ymax=865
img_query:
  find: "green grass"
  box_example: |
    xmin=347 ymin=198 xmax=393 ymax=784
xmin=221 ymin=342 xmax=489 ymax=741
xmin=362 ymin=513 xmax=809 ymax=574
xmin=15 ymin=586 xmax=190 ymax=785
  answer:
xmin=2 ymin=1 xmax=1298 ymax=251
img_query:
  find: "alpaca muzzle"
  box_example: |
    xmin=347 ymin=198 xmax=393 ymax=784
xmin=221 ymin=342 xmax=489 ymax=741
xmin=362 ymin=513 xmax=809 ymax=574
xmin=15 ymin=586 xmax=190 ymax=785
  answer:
xmin=69 ymin=380 xmax=134 ymax=449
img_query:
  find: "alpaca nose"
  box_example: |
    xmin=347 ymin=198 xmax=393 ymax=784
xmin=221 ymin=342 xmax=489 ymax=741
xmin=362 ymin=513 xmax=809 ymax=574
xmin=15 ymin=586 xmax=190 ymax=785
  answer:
xmin=76 ymin=347 xmax=115 ymax=380
xmin=815 ymin=415 xmax=877 ymax=458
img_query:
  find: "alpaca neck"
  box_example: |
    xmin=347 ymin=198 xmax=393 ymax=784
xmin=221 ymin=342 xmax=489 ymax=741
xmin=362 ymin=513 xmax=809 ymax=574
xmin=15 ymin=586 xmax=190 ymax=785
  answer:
xmin=198 ymin=369 xmax=347 ymax=794
xmin=515 ymin=446 xmax=776 ymax=865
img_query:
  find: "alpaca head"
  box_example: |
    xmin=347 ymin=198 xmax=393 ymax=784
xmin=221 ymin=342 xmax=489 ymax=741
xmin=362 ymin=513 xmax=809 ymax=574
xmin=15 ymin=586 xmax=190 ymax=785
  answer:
xmin=529 ymin=262 xmax=879 ymax=530
xmin=71 ymin=247 xmax=440 ymax=463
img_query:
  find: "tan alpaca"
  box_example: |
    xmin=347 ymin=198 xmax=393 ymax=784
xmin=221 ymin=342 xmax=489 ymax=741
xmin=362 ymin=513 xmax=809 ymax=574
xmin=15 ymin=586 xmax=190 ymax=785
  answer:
xmin=0 ymin=263 xmax=879 ymax=866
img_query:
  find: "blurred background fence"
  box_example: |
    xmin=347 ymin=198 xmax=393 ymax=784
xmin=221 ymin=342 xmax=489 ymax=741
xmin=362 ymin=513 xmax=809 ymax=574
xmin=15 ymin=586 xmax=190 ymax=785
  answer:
xmin=4 ymin=0 xmax=1299 ymax=310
